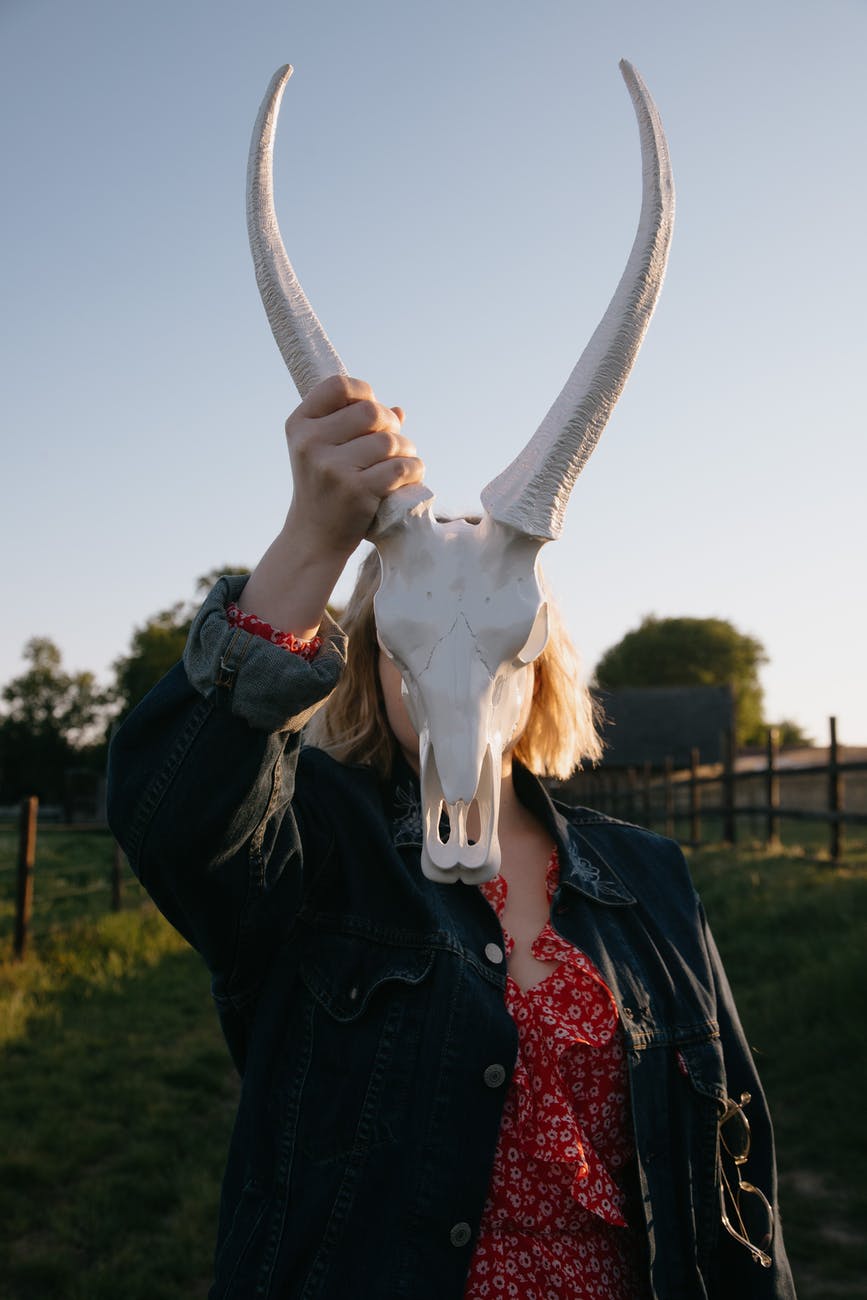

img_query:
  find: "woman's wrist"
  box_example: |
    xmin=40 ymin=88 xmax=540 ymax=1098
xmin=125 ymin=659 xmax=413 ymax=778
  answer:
xmin=237 ymin=515 xmax=354 ymax=640
xmin=226 ymin=603 xmax=322 ymax=661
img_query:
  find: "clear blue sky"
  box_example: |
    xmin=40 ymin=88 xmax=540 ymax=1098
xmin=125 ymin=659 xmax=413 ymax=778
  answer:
xmin=2 ymin=0 xmax=865 ymax=745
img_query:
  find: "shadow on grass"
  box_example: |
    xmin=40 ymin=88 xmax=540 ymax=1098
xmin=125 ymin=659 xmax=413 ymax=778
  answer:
xmin=0 ymin=910 xmax=238 ymax=1300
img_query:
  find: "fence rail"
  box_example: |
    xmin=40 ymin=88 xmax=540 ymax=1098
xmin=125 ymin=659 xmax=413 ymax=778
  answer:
xmin=5 ymin=717 xmax=865 ymax=955
xmin=2 ymin=798 xmax=137 ymax=959
xmin=574 ymin=716 xmax=866 ymax=860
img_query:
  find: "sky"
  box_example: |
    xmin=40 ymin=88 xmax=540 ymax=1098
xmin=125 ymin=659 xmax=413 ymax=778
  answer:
xmin=1 ymin=0 xmax=865 ymax=747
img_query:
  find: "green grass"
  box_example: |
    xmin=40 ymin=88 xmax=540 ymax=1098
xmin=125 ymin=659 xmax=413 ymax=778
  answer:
xmin=0 ymin=908 xmax=237 ymax=1299
xmin=0 ymin=835 xmax=865 ymax=1297
xmin=0 ymin=826 xmax=148 ymax=947
xmin=689 ymin=843 xmax=867 ymax=1298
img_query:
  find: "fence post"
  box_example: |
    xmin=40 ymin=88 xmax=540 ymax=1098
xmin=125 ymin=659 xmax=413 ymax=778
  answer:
xmin=689 ymin=747 xmax=701 ymax=848
xmin=663 ymin=757 xmax=674 ymax=838
xmin=722 ymin=728 xmax=736 ymax=846
xmin=765 ymin=727 xmax=780 ymax=851
xmin=642 ymin=762 xmax=652 ymax=830
xmin=829 ymin=717 xmax=842 ymax=862
xmin=626 ymin=767 xmax=637 ymax=822
xmin=111 ymin=840 xmax=124 ymax=911
xmin=14 ymin=796 xmax=38 ymax=960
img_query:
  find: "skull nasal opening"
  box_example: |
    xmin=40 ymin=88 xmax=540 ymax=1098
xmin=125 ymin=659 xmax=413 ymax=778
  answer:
xmin=436 ymin=799 xmax=480 ymax=846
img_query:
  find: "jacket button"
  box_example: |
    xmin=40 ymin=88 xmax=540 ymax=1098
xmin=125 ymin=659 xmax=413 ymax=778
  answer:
xmin=484 ymin=942 xmax=504 ymax=965
xmin=449 ymin=1222 xmax=472 ymax=1248
xmin=484 ymin=1064 xmax=506 ymax=1088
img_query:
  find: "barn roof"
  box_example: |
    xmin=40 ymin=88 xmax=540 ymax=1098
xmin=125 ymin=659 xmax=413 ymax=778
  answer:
xmin=591 ymin=685 xmax=735 ymax=768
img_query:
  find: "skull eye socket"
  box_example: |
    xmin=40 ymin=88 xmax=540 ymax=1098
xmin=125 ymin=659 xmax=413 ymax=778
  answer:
xmin=516 ymin=602 xmax=549 ymax=665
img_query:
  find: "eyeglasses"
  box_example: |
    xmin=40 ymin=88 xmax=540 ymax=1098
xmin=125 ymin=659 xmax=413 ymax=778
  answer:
xmin=718 ymin=1091 xmax=774 ymax=1268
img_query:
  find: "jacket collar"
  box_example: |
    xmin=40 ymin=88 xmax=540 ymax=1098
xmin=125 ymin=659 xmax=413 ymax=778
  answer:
xmin=387 ymin=758 xmax=635 ymax=907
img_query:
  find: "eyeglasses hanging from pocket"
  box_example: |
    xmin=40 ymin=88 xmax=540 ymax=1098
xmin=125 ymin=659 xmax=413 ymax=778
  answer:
xmin=718 ymin=1091 xmax=775 ymax=1268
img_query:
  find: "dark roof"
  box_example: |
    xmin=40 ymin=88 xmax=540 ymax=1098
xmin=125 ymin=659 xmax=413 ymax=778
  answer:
xmin=592 ymin=685 xmax=735 ymax=768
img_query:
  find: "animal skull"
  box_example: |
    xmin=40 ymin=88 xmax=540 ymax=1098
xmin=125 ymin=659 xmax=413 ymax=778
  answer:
xmin=246 ymin=60 xmax=674 ymax=882
xmin=373 ymin=509 xmax=548 ymax=881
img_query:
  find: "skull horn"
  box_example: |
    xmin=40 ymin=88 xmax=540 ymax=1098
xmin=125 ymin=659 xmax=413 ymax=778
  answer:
xmin=480 ymin=59 xmax=675 ymax=541
xmin=247 ymin=65 xmax=433 ymax=533
xmin=246 ymin=64 xmax=348 ymax=398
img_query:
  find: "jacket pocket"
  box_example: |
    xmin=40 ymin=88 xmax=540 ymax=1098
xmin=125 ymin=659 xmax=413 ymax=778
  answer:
xmin=675 ymin=1036 xmax=728 ymax=1268
xmin=677 ymin=1035 xmax=727 ymax=1104
xmin=295 ymin=932 xmax=435 ymax=1165
xmin=300 ymin=932 xmax=434 ymax=1020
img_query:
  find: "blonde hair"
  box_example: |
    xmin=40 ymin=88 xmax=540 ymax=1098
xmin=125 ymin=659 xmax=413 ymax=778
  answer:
xmin=306 ymin=547 xmax=602 ymax=780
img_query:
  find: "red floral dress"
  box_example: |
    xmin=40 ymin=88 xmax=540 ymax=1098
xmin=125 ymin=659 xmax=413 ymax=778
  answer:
xmin=464 ymin=849 xmax=648 ymax=1300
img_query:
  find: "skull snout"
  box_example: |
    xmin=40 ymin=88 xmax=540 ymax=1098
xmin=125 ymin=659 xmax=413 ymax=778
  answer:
xmin=420 ymin=742 xmax=501 ymax=884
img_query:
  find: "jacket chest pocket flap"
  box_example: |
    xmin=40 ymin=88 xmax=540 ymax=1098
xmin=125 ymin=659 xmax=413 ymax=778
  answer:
xmin=300 ymin=933 xmax=435 ymax=1022
xmin=677 ymin=1035 xmax=727 ymax=1106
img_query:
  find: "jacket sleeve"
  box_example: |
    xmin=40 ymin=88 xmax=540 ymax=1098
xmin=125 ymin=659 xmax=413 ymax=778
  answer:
xmin=702 ymin=904 xmax=798 ymax=1299
xmin=106 ymin=576 xmax=348 ymax=999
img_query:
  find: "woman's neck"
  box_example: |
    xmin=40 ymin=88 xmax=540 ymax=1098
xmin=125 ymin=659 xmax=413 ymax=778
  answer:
xmin=455 ymin=755 xmax=551 ymax=870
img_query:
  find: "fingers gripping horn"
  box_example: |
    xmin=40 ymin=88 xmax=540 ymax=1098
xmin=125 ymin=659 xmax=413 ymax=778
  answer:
xmin=480 ymin=60 xmax=675 ymax=541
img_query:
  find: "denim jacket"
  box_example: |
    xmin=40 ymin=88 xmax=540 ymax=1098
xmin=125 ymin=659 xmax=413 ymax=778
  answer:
xmin=107 ymin=578 xmax=796 ymax=1300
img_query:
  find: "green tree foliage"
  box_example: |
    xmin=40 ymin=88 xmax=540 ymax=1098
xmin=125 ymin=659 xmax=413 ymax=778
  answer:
xmin=773 ymin=719 xmax=814 ymax=748
xmin=594 ymin=615 xmax=768 ymax=747
xmin=0 ymin=638 xmax=109 ymax=805
xmin=0 ymin=569 xmax=251 ymax=807
xmin=112 ymin=566 xmax=248 ymax=721
xmin=112 ymin=602 xmax=193 ymax=722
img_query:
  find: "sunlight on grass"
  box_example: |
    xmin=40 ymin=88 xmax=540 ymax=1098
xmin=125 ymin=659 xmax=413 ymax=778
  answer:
xmin=0 ymin=908 xmax=187 ymax=1047
xmin=0 ymin=907 xmax=238 ymax=1300
xmin=0 ymin=827 xmax=149 ymax=953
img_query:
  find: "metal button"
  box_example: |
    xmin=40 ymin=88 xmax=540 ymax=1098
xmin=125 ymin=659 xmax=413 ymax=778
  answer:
xmin=484 ymin=942 xmax=504 ymax=965
xmin=483 ymin=1064 xmax=506 ymax=1088
xmin=449 ymin=1221 xmax=472 ymax=1248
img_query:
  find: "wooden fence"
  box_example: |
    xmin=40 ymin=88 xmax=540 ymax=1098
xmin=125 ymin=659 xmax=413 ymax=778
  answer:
xmin=4 ymin=716 xmax=866 ymax=956
xmin=573 ymin=717 xmax=867 ymax=860
xmin=2 ymin=798 xmax=131 ymax=959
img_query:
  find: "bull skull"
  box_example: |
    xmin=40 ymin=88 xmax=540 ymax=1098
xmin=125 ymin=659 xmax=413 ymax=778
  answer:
xmin=247 ymin=61 xmax=674 ymax=883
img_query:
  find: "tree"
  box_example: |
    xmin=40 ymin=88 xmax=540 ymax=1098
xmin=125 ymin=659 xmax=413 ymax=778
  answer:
xmin=771 ymin=718 xmax=814 ymax=748
xmin=2 ymin=638 xmax=105 ymax=741
xmin=594 ymin=615 xmax=768 ymax=747
xmin=112 ymin=602 xmax=193 ymax=721
xmin=0 ymin=637 xmax=110 ymax=805
xmin=112 ymin=566 xmax=249 ymax=721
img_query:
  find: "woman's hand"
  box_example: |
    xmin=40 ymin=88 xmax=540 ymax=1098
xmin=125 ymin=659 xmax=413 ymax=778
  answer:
xmin=284 ymin=375 xmax=424 ymax=560
xmin=237 ymin=377 xmax=424 ymax=640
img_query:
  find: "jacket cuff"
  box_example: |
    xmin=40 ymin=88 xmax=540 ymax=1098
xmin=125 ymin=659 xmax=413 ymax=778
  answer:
xmin=183 ymin=575 xmax=347 ymax=733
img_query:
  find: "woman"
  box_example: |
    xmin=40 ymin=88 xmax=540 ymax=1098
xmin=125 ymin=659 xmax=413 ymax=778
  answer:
xmin=108 ymin=376 xmax=796 ymax=1298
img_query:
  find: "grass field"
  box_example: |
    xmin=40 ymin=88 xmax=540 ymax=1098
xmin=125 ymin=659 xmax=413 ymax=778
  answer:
xmin=688 ymin=844 xmax=867 ymax=1298
xmin=0 ymin=830 xmax=865 ymax=1298
xmin=0 ymin=824 xmax=148 ymax=949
